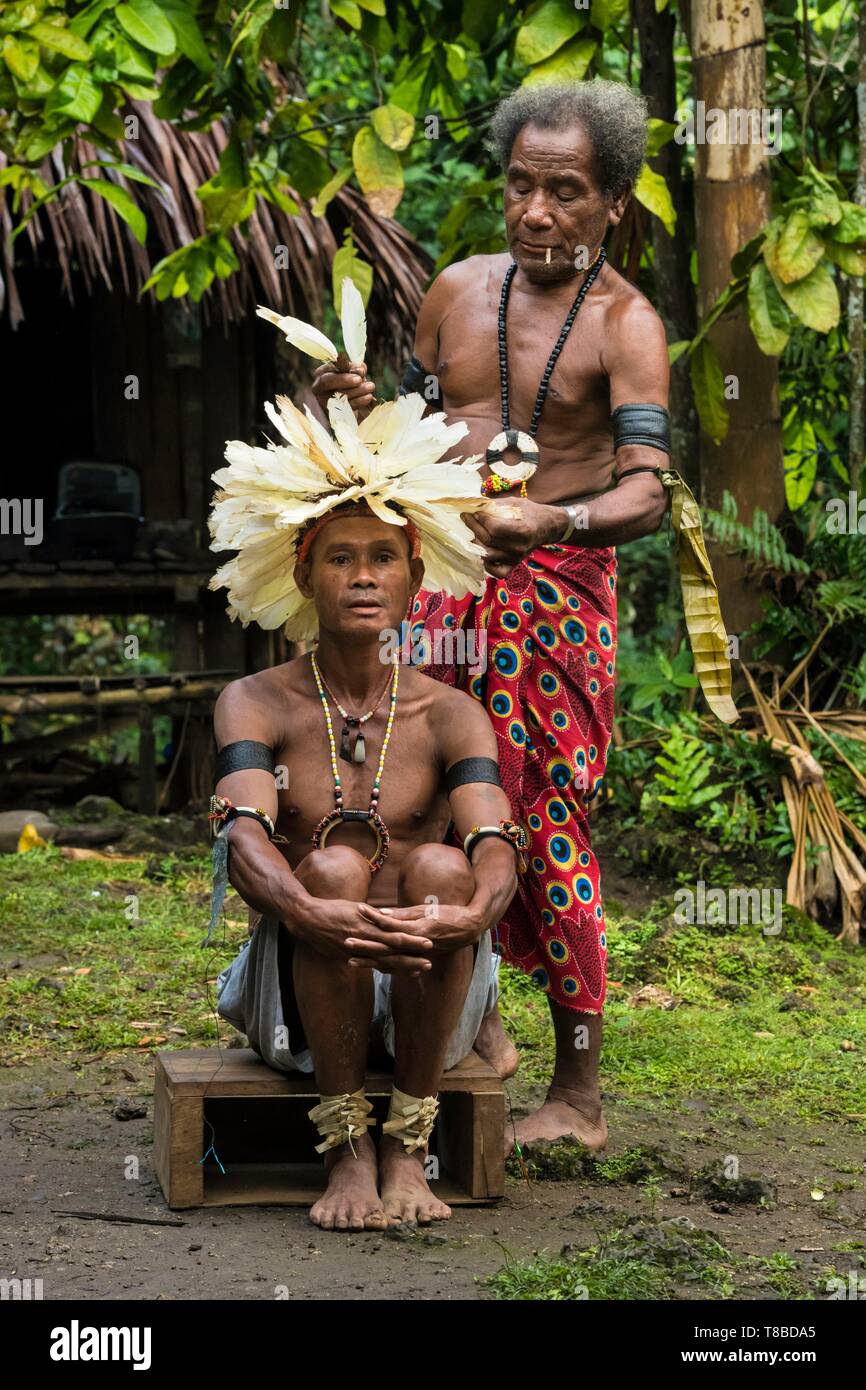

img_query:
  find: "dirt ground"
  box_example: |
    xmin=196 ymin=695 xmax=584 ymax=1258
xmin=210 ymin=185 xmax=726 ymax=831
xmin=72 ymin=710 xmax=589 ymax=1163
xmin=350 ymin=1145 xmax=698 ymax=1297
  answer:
xmin=2 ymin=1048 xmax=864 ymax=1301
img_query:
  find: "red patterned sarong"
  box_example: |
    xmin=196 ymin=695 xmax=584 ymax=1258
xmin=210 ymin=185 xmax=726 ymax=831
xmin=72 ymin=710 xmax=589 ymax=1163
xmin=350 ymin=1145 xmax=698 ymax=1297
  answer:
xmin=411 ymin=543 xmax=617 ymax=1014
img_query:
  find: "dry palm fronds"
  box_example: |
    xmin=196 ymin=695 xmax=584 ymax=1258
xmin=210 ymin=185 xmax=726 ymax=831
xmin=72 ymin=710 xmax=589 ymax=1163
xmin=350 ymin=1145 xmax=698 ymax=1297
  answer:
xmin=0 ymin=101 xmax=432 ymax=370
xmin=738 ymin=664 xmax=865 ymax=944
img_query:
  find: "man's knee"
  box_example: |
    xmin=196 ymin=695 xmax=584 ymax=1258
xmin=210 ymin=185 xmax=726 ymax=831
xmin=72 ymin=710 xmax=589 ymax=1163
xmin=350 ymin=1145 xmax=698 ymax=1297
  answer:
xmin=399 ymin=843 xmax=473 ymax=905
xmin=295 ymin=845 xmax=371 ymax=901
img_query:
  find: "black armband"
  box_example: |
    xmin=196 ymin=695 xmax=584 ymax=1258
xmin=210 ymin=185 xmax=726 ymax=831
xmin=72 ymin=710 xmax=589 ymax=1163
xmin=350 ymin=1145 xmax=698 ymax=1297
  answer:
xmin=445 ymin=756 xmax=502 ymax=794
xmin=612 ymin=403 xmax=671 ymax=455
xmin=398 ymin=354 xmax=441 ymax=407
xmin=215 ymin=740 xmax=275 ymax=782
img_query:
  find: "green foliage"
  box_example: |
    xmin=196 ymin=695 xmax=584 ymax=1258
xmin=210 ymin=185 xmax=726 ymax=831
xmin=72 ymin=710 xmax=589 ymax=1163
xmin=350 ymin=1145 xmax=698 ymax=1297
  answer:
xmin=702 ymin=491 xmax=810 ymax=575
xmin=0 ymin=613 xmax=171 ymax=678
xmin=684 ymin=156 xmax=865 ymax=457
xmin=619 ymin=643 xmax=696 ymax=718
xmin=644 ymin=723 xmax=729 ymax=814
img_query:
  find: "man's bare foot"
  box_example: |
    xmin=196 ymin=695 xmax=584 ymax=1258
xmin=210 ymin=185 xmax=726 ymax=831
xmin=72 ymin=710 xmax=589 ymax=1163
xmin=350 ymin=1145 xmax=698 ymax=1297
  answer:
xmin=378 ymin=1134 xmax=451 ymax=1225
xmin=474 ymin=1003 xmax=519 ymax=1080
xmin=310 ymin=1133 xmax=389 ymax=1232
xmin=505 ymin=1084 xmax=608 ymax=1159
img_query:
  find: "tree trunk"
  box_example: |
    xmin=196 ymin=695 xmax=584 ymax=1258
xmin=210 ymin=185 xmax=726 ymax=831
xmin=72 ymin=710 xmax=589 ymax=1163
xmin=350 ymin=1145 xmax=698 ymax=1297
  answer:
xmin=635 ymin=0 xmax=700 ymax=491
xmin=691 ymin=0 xmax=785 ymax=637
xmin=848 ymin=7 xmax=866 ymax=497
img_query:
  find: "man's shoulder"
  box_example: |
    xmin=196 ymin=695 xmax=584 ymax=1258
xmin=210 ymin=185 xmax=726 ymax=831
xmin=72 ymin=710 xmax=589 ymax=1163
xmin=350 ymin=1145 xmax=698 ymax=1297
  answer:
xmin=601 ymin=265 xmax=665 ymax=336
xmin=427 ymin=252 xmax=509 ymax=302
xmin=214 ymin=659 xmax=306 ymax=732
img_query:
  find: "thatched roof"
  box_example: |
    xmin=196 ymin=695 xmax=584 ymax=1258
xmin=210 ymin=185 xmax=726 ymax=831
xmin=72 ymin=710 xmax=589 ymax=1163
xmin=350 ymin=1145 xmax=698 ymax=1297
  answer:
xmin=0 ymin=100 xmax=432 ymax=364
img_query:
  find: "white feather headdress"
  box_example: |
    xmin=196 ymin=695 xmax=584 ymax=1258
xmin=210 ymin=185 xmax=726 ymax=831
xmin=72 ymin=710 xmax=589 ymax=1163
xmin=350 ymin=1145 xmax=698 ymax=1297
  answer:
xmin=209 ymin=279 xmax=488 ymax=640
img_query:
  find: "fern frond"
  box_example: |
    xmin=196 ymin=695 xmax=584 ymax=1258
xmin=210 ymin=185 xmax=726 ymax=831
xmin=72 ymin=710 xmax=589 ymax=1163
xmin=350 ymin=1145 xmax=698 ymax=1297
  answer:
xmin=704 ymin=491 xmax=810 ymax=575
xmin=815 ymin=579 xmax=866 ymax=623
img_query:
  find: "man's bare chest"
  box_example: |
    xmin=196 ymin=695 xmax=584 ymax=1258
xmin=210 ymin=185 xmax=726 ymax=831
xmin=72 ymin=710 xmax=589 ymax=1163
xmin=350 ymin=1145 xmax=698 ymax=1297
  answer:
xmin=436 ymin=288 xmax=609 ymax=428
xmin=273 ymin=704 xmax=449 ymax=848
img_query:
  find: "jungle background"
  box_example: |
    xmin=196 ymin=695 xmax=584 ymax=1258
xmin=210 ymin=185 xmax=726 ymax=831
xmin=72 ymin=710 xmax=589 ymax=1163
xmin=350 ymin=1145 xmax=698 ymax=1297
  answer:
xmin=1 ymin=0 xmax=865 ymax=1302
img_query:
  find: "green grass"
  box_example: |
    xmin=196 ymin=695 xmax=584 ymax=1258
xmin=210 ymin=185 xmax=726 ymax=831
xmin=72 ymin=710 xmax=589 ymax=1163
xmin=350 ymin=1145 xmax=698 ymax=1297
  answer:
xmin=483 ymin=1224 xmax=829 ymax=1301
xmin=3 ymin=845 xmax=864 ymax=1134
xmin=498 ymin=900 xmax=866 ymax=1128
xmin=0 ymin=845 xmax=239 ymax=1063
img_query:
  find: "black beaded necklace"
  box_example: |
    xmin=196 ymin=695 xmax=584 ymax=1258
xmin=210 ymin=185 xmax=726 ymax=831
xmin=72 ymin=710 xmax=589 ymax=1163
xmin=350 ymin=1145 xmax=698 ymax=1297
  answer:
xmin=484 ymin=247 xmax=607 ymax=495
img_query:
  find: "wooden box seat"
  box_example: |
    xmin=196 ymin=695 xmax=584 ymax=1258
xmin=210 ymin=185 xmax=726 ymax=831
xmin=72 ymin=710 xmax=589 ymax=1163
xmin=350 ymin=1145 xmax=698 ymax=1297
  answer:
xmin=154 ymin=1048 xmax=505 ymax=1209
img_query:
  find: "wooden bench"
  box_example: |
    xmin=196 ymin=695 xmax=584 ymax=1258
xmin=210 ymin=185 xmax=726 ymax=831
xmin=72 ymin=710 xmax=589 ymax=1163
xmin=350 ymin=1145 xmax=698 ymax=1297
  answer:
xmin=154 ymin=1048 xmax=505 ymax=1209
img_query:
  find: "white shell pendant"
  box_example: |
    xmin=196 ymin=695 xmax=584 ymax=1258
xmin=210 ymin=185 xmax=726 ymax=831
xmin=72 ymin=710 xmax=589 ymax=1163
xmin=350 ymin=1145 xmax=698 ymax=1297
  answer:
xmin=353 ymin=732 xmax=366 ymax=763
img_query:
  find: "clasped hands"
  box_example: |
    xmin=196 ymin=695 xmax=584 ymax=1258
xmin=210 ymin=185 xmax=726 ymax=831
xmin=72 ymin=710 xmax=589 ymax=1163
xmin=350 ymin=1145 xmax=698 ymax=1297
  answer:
xmin=292 ymin=896 xmax=485 ymax=975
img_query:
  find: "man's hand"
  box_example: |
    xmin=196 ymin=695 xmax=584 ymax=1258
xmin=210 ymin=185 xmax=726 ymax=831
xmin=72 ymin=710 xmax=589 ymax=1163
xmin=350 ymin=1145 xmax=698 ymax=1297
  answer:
xmin=357 ymin=902 xmax=485 ymax=956
xmin=311 ymin=360 xmax=376 ymax=421
xmin=462 ymin=496 xmax=567 ymax=578
xmin=288 ymin=896 xmax=435 ymax=974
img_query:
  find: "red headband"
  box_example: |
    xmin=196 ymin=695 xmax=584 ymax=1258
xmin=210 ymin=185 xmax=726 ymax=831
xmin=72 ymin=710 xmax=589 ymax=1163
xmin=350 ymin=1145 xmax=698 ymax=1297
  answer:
xmin=295 ymin=504 xmax=422 ymax=566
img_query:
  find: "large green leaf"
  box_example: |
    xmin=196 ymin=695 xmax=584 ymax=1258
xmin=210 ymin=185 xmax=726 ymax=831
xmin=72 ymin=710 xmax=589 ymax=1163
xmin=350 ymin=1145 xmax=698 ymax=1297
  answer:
xmin=30 ymin=19 xmax=92 ymax=60
xmin=834 ymin=201 xmax=866 ymax=245
xmin=730 ymin=226 xmax=769 ymax=278
xmin=69 ymin=1 xmax=118 ymax=41
xmin=14 ymin=62 xmax=58 ymax=101
xmin=352 ymin=124 xmax=403 ymax=218
xmin=690 ymin=337 xmax=729 ymax=445
xmin=522 ymin=34 xmax=596 ymax=85
xmin=634 ymin=163 xmax=676 ymax=235
xmin=646 ymin=117 xmax=676 ymax=158
xmin=311 ymin=165 xmax=352 ymax=218
xmin=332 ymin=231 xmax=373 ymax=310
xmin=772 ymin=258 xmax=840 ymax=333
xmin=516 ymin=0 xmax=584 ymax=66
xmin=79 ymin=177 xmax=147 ymax=243
xmin=747 ymin=261 xmax=791 ymax=356
xmin=114 ymin=34 xmax=156 ymax=78
xmin=3 ymin=34 xmax=40 ymax=81
xmin=330 ymin=0 xmax=362 ymax=30
xmin=824 ymin=240 xmax=866 ymax=276
xmin=45 ymin=64 xmax=103 ymax=122
xmin=158 ymin=0 xmax=211 ymax=70
xmin=768 ymin=208 xmax=825 ymax=284
xmin=371 ymin=102 xmax=415 ymax=151
xmin=283 ymin=140 xmax=332 ymax=200
xmin=590 ymin=0 xmax=630 ymax=29
xmin=668 ymin=339 xmax=690 ymax=366
xmin=802 ymin=159 xmax=842 ymax=227
xmin=783 ymin=416 xmax=818 ymax=510
xmin=115 ymin=0 xmax=176 ymax=55
xmin=806 ymin=184 xmax=841 ymax=228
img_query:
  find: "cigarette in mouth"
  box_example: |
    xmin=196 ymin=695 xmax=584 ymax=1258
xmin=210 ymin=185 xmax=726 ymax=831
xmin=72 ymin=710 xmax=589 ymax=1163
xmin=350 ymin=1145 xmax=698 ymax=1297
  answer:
xmin=545 ymin=248 xmax=551 ymax=264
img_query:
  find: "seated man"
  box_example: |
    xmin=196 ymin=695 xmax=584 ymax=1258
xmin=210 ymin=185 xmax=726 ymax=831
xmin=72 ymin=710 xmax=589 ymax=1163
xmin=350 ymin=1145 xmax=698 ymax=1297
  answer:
xmin=206 ymin=389 xmax=522 ymax=1232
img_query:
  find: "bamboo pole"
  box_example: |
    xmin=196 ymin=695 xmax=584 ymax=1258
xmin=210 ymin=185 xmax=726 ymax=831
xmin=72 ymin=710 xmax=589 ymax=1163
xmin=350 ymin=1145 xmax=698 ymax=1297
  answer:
xmin=0 ymin=680 xmax=228 ymax=717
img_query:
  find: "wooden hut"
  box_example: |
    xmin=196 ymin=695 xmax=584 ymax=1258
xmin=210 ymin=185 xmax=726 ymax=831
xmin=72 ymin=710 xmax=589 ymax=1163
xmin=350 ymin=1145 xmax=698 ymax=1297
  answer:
xmin=0 ymin=105 xmax=431 ymax=808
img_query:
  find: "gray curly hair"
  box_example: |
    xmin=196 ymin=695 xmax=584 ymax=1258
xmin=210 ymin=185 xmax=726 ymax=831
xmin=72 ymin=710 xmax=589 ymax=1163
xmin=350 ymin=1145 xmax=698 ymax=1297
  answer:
xmin=488 ymin=80 xmax=648 ymax=199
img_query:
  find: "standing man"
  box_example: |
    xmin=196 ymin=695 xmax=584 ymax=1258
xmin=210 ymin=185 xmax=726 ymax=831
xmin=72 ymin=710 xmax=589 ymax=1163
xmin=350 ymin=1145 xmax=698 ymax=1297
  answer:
xmin=313 ymin=81 xmax=675 ymax=1156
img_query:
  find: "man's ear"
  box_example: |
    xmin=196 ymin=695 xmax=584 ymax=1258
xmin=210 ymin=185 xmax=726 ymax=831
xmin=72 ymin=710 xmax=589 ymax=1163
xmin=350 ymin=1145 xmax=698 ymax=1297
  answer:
xmin=607 ymin=185 xmax=630 ymax=228
xmin=294 ymin=558 xmax=313 ymax=599
xmin=409 ymin=555 xmax=425 ymax=597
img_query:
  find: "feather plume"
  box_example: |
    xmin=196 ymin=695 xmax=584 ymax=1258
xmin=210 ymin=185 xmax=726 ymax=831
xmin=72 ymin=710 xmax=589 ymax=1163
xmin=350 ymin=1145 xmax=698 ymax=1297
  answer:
xmin=255 ymin=305 xmax=337 ymax=362
xmin=340 ymin=276 xmax=367 ymax=364
xmin=212 ymin=290 xmax=489 ymax=639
